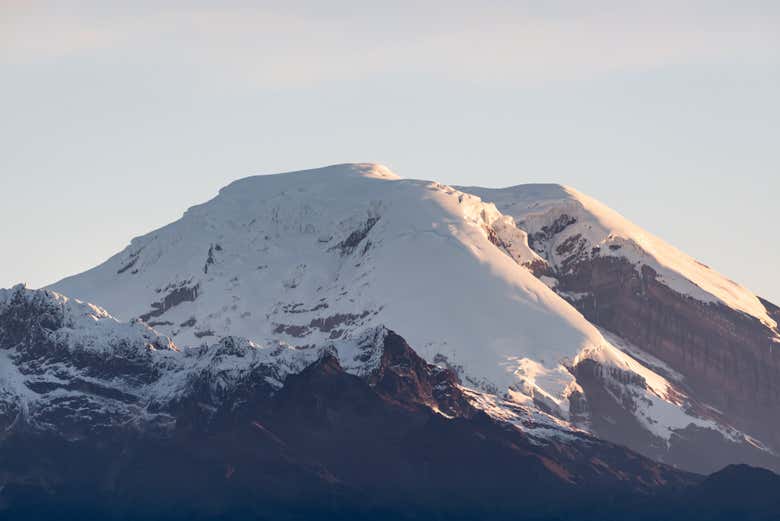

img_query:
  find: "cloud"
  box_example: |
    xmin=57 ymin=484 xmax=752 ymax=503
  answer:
xmin=2 ymin=2 xmax=778 ymax=87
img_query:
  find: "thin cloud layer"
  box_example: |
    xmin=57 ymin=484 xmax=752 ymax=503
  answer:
xmin=3 ymin=2 xmax=778 ymax=86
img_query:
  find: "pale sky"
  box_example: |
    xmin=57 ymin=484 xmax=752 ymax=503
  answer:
xmin=2 ymin=1 xmax=779 ymax=303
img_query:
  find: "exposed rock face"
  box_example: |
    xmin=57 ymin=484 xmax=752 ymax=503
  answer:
xmin=365 ymin=331 xmax=475 ymax=418
xmin=571 ymin=346 xmax=780 ymax=473
xmin=139 ymin=282 xmax=200 ymax=323
xmin=521 ymin=225 xmax=780 ymax=471
xmin=560 ymin=257 xmax=780 ymax=453
xmin=760 ymin=297 xmax=780 ymax=325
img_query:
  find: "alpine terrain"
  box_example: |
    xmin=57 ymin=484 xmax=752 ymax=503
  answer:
xmin=2 ymin=163 xmax=779 ymax=520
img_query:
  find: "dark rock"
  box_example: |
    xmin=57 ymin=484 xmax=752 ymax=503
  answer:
xmin=139 ymin=283 xmax=200 ymax=323
xmin=180 ymin=317 xmax=197 ymax=327
xmin=553 ymin=255 xmax=780 ymax=471
xmin=333 ymin=216 xmax=380 ymax=256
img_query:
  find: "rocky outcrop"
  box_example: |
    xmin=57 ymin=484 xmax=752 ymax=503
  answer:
xmin=332 ymin=216 xmax=380 ymax=256
xmin=139 ymin=282 xmax=200 ymax=323
xmin=760 ymin=297 xmax=780 ymax=324
xmin=365 ymin=330 xmax=475 ymax=418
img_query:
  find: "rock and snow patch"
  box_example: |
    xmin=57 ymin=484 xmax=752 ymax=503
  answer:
xmin=462 ymin=387 xmax=588 ymax=446
xmin=0 ymin=284 xmax=176 ymax=356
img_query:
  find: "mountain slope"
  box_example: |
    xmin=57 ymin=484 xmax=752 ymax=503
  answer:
xmin=459 ymin=182 xmax=780 ymax=469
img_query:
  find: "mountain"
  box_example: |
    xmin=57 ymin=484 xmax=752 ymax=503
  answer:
xmin=3 ymin=163 xmax=779 ymax=518
xmin=48 ymin=163 xmax=780 ymax=473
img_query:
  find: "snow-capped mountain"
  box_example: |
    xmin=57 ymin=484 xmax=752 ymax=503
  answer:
xmin=50 ymin=164 xmax=602 ymax=415
xmin=40 ymin=163 xmax=779 ymax=474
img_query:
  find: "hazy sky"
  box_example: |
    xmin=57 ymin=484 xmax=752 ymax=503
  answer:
xmin=2 ymin=1 xmax=779 ymax=303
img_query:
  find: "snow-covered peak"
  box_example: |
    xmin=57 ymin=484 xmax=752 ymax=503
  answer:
xmin=218 ymin=163 xmax=401 ymax=197
xmin=46 ymin=163 xmax=763 ymax=450
xmin=459 ymin=183 xmax=776 ymax=329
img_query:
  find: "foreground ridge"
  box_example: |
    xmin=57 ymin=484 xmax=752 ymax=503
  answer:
xmin=3 ymin=285 xmax=780 ymax=520
xmin=0 ymin=285 xmax=762 ymax=518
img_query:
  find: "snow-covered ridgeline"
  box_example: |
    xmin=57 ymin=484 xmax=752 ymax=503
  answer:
xmin=0 ymin=283 xmax=176 ymax=356
xmin=458 ymin=183 xmax=777 ymax=329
